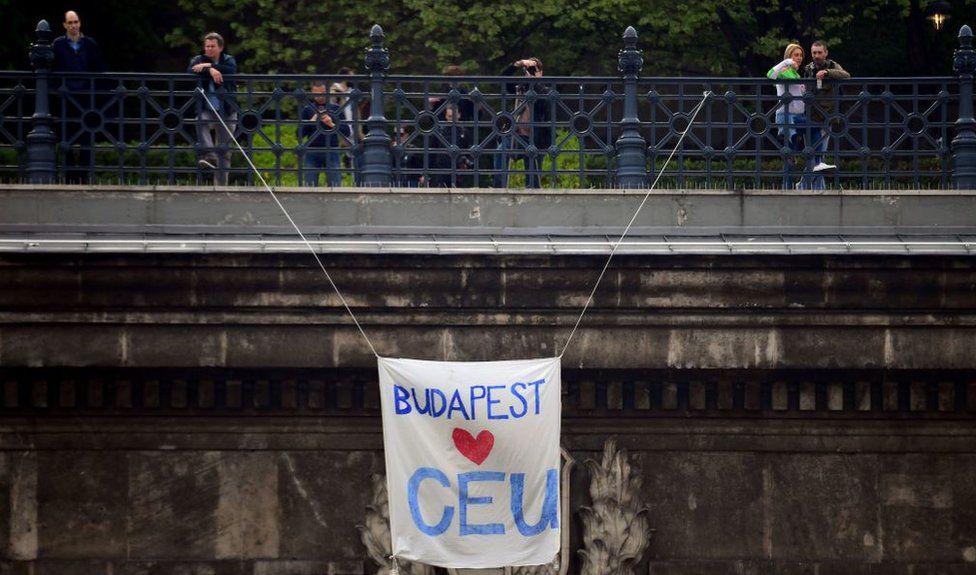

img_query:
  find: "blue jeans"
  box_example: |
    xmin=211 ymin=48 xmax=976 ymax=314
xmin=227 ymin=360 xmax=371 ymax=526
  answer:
xmin=778 ymin=113 xmax=806 ymax=190
xmin=798 ymin=127 xmax=830 ymax=190
xmin=303 ymin=150 xmax=341 ymax=187
xmin=493 ymin=134 xmax=541 ymax=189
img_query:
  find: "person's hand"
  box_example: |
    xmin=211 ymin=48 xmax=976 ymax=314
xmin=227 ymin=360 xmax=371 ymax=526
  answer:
xmin=816 ymin=70 xmax=828 ymax=80
xmin=191 ymin=63 xmax=209 ymax=73
xmin=320 ymin=114 xmax=335 ymax=128
xmin=209 ymin=67 xmax=224 ymax=85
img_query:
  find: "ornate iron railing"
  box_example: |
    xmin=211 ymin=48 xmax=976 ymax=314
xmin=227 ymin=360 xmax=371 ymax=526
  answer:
xmin=7 ymin=22 xmax=976 ymax=189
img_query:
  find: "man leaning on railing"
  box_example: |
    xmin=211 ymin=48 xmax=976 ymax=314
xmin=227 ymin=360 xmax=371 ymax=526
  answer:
xmin=802 ymin=40 xmax=849 ymax=190
xmin=188 ymin=31 xmax=238 ymax=186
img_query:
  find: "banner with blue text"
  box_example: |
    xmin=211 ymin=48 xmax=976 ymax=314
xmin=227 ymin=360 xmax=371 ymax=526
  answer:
xmin=378 ymin=357 xmax=561 ymax=568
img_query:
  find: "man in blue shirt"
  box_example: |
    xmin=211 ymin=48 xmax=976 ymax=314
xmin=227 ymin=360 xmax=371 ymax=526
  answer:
xmin=51 ymin=10 xmax=106 ymax=183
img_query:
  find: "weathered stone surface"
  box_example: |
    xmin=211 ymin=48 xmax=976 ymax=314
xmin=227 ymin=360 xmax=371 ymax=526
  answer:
xmin=276 ymin=451 xmax=378 ymax=560
xmin=766 ymin=455 xmax=881 ymax=561
xmin=128 ymin=453 xmax=222 ymax=559
xmin=632 ymin=269 xmax=786 ymax=308
xmin=0 ymin=454 xmax=37 ymax=561
xmin=221 ymin=327 xmax=333 ymax=368
xmin=117 ymin=561 xmax=248 ymax=575
xmin=779 ymin=328 xmax=886 ymax=369
xmin=214 ymin=453 xmax=280 ymax=560
xmin=886 ymin=328 xmax=976 ymax=370
xmin=642 ymin=452 xmax=764 ymax=559
xmin=79 ymin=267 xmax=198 ymax=309
xmin=562 ymin=328 xmax=669 ymax=369
xmin=666 ymin=328 xmax=781 ymax=369
xmin=645 ymin=560 xmax=913 ymax=575
xmin=879 ymin=455 xmax=976 ymax=563
xmin=31 ymin=560 xmax=116 ymax=575
xmin=816 ymin=564 xmax=910 ymax=575
xmin=125 ymin=326 xmax=228 ymax=367
xmin=37 ymin=452 xmax=126 ymax=558
xmin=252 ymin=560 xmax=363 ymax=575
xmin=0 ymin=326 xmax=123 ymax=367
xmin=909 ymin=565 xmax=976 ymax=575
xmin=3 ymin=254 xmax=976 ymax=369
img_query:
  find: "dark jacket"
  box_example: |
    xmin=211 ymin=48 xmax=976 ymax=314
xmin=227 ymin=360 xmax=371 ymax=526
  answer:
xmin=429 ymin=121 xmax=473 ymax=187
xmin=52 ymin=35 xmax=106 ymax=90
xmin=298 ymin=102 xmax=340 ymax=149
xmin=500 ymin=63 xmax=552 ymax=149
xmin=188 ymin=52 xmax=239 ymax=113
xmin=803 ymin=59 xmax=850 ymax=124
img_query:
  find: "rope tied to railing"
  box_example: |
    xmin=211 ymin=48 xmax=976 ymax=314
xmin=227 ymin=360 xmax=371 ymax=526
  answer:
xmin=195 ymin=87 xmax=380 ymax=359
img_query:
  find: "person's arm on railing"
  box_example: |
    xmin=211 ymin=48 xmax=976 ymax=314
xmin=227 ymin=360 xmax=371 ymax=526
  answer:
xmin=187 ymin=55 xmax=206 ymax=75
xmin=823 ymin=61 xmax=851 ymax=80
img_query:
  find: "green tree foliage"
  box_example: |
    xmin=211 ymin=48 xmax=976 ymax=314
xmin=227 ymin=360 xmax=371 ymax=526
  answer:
xmin=164 ymin=0 xmax=435 ymax=73
xmin=5 ymin=0 xmax=976 ymax=76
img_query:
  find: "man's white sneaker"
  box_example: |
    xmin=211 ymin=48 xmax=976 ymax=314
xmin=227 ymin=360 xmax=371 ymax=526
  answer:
xmin=812 ymin=161 xmax=837 ymax=172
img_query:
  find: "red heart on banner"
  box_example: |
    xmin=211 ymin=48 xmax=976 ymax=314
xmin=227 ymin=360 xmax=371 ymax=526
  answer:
xmin=452 ymin=428 xmax=494 ymax=465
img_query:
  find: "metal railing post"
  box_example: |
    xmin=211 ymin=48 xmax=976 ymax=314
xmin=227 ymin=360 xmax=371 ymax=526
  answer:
xmin=953 ymin=25 xmax=976 ymax=189
xmin=26 ymin=20 xmax=57 ymax=184
xmin=361 ymin=24 xmax=391 ymax=187
xmin=615 ymin=26 xmax=647 ymax=189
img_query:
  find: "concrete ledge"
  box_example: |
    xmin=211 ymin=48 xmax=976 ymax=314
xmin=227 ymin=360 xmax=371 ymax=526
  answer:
xmin=2 ymin=186 xmax=975 ymax=232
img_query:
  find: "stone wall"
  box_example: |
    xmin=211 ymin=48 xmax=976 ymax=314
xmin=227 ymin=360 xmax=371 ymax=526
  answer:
xmin=1 ymin=252 xmax=975 ymax=574
xmin=0 ymin=403 xmax=974 ymax=574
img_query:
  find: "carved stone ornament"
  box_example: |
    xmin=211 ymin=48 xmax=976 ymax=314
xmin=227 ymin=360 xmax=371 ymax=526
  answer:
xmin=358 ymin=474 xmax=435 ymax=575
xmin=577 ymin=439 xmax=653 ymax=575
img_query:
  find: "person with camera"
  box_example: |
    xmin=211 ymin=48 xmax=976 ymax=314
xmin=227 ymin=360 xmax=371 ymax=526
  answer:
xmin=298 ymin=80 xmax=341 ymax=187
xmin=493 ymin=57 xmax=551 ymax=189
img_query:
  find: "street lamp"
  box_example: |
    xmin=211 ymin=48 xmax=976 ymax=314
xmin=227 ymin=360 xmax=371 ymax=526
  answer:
xmin=926 ymin=0 xmax=952 ymax=30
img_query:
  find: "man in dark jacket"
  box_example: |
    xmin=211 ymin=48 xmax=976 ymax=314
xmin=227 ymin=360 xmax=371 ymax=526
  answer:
xmin=188 ymin=32 xmax=238 ymax=186
xmin=52 ymin=10 xmax=106 ymax=183
xmin=298 ymin=81 xmax=341 ymax=187
xmin=493 ymin=57 xmax=551 ymax=189
xmin=801 ymin=40 xmax=850 ymax=189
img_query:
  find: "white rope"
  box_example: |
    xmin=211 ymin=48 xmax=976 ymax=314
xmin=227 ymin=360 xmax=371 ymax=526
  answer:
xmin=559 ymin=91 xmax=712 ymax=358
xmin=196 ymin=87 xmax=380 ymax=358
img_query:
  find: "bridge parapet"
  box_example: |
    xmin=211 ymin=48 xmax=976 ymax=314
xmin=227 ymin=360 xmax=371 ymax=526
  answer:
xmin=4 ymin=23 xmax=975 ymax=189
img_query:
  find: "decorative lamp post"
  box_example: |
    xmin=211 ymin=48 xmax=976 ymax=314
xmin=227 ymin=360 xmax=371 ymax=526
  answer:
xmin=26 ymin=19 xmax=57 ymax=184
xmin=615 ymin=26 xmax=647 ymax=189
xmin=952 ymin=25 xmax=976 ymax=189
xmin=361 ymin=24 xmax=392 ymax=187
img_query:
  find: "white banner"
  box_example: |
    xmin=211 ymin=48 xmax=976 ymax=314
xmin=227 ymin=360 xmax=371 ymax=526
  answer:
xmin=378 ymin=357 xmax=561 ymax=568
